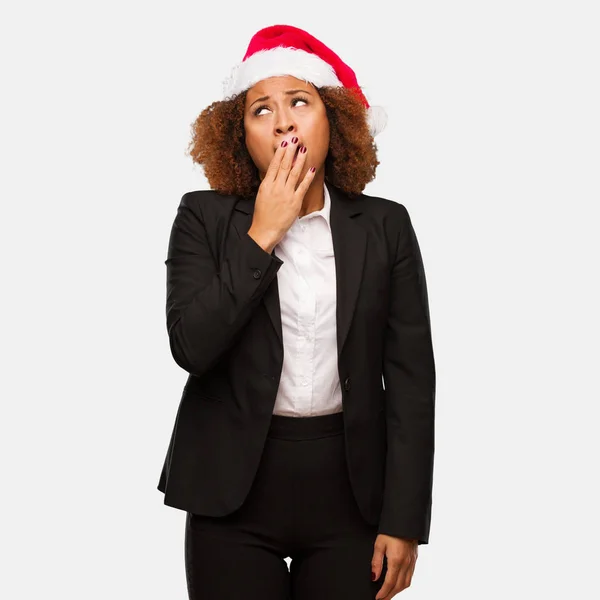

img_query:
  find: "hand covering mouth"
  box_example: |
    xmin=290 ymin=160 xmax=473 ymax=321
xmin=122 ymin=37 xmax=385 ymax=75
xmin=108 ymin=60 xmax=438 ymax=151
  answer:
xmin=274 ymin=137 xmax=303 ymax=153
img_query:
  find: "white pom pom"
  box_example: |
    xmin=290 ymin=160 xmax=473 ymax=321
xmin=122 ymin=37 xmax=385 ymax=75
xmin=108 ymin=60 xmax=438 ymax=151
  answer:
xmin=367 ymin=105 xmax=388 ymax=137
xmin=222 ymin=63 xmax=242 ymax=98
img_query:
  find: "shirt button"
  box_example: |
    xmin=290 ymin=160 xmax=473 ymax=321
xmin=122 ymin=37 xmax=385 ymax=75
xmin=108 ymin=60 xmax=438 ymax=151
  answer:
xmin=253 ymin=269 xmax=262 ymax=279
xmin=344 ymin=377 xmax=351 ymax=391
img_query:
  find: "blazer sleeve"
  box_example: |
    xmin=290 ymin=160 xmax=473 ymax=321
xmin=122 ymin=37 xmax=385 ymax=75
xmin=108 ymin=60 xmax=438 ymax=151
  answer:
xmin=165 ymin=192 xmax=283 ymax=378
xmin=377 ymin=203 xmax=436 ymax=545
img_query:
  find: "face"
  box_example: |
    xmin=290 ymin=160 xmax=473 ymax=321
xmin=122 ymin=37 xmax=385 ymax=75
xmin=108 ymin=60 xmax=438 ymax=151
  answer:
xmin=243 ymin=75 xmax=330 ymax=180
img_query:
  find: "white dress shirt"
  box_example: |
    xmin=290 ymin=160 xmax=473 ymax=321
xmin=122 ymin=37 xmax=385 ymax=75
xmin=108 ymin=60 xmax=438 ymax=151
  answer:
xmin=272 ymin=183 xmax=343 ymax=417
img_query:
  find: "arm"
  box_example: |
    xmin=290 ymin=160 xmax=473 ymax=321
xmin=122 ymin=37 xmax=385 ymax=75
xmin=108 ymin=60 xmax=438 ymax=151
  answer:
xmin=165 ymin=193 xmax=283 ymax=377
xmin=377 ymin=204 xmax=436 ymax=545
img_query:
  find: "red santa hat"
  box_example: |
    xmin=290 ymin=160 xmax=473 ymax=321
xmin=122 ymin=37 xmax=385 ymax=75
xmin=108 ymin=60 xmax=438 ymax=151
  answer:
xmin=222 ymin=24 xmax=388 ymax=137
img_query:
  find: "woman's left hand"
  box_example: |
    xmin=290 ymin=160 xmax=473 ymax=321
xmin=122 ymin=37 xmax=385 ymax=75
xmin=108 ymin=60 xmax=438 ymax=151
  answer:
xmin=371 ymin=533 xmax=418 ymax=599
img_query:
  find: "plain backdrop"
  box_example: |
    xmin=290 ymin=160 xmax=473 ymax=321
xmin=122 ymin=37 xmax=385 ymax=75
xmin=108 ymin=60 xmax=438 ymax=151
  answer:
xmin=1 ymin=1 xmax=599 ymax=598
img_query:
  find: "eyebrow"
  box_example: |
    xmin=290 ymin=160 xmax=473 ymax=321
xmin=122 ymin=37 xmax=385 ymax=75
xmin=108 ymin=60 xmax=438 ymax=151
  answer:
xmin=249 ymin=89 xmax=312 ymax=109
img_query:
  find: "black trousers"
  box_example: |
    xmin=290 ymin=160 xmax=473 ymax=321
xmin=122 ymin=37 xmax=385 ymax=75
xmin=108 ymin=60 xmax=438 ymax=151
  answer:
xmin=185 ymin=411 xmax=388 ymax=599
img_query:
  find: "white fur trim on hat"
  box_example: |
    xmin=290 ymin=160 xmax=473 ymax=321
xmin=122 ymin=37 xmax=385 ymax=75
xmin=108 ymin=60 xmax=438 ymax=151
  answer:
xmin=222 ymin=47 xmax=343 ymax=98
xmin=367 ymin=105 xmax=388 ymax=137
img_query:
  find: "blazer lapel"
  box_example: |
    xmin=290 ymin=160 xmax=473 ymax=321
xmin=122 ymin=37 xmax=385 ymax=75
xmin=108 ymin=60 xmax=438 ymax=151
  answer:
xmin=231 ymin=181 xmax=367 ymax=359
xmin=328 ymin=182 xmax=367 ymax=356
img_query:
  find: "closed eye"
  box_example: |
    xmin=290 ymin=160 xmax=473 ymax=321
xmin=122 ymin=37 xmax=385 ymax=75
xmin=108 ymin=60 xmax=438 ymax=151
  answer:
xmin=253 ymin=96 xmax=309 ymax=117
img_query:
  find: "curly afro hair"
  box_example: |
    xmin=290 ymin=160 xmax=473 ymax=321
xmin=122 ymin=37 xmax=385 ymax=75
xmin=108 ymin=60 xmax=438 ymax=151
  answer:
xmin=185 ymin=86 xmax=380 ymax=200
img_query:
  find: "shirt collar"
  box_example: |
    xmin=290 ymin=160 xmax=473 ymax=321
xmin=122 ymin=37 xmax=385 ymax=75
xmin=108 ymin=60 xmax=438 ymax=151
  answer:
xmin=298 ymin=181 xmax=331 ymax=228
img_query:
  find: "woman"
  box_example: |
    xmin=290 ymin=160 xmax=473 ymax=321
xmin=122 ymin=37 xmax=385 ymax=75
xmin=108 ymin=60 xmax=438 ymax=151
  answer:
xmin=157 ymin=24 xmax=436 ymax=600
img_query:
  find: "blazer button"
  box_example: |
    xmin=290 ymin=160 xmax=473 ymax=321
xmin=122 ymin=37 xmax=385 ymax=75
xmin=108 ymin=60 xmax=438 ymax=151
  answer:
xmin=344 ymin=377 xmax=351 ymax=391
xmin=253 ymin=269 xmax=262 ymax=279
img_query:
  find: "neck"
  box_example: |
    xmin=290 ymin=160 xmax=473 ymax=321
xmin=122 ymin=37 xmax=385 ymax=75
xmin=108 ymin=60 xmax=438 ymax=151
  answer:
xmin=298 ymin=171 xmax=325 ymax=218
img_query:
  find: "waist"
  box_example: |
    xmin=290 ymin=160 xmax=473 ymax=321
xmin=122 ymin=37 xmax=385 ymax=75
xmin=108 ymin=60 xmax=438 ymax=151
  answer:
xmin=267 ymin=411 xmax=344 ymax=440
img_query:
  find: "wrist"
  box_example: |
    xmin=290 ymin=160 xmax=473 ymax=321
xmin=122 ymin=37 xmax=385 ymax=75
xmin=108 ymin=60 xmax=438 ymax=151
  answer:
xmin=247 ymin=226 xmax=278 ymax=254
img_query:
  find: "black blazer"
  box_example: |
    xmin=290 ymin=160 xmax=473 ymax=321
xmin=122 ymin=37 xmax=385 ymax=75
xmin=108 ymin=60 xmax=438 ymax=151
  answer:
xmin=157 ymin=181 xmax=436 ymax=544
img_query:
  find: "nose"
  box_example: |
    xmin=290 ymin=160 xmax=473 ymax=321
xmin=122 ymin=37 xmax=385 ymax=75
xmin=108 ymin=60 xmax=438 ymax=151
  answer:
xmin=274 ymin=109 xmax=296 ymax=136
xmin=277 ymin=124 xmax=295 ymax=135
